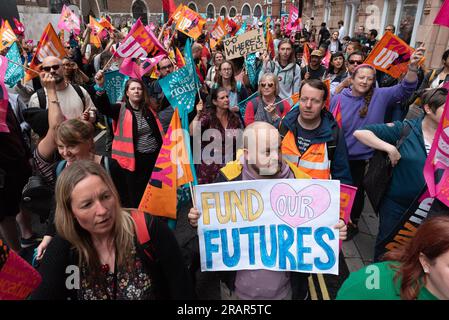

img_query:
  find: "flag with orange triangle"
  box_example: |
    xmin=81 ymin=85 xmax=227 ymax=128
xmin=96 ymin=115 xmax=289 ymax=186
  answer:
xmin=24 ymin=23 xmax=66 ymax=82
xmin=175 ymin=6 xmax=206 ymax=40
xmin=323 ymin=78 xmax=331 ymax=110
xmin=89 ymin=16 xmax=104 ymax=48
xmin=303 ymin=43 xmax=310 ymax=66
xmin=0 ymin=20 xmax=17 ymax=51
xmin=139 ymin=108 xmax=193 ymax=219
xmin=210 ymin=17 xmax=227 ymax=49
xmin=266 ymin=30 xmax=275 ymax=60
xmin=175 ymin=47 xmax=185 ymax=68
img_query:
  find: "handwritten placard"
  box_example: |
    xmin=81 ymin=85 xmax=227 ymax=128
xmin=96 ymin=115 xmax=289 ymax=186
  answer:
xmin=223 ymin=29 xmax=266 ymax=60
xmin=196 ymin=179 xmax=340 ymax=275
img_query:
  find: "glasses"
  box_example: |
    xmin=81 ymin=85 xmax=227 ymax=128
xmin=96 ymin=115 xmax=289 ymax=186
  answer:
xmin=299 ymin=97 xmax=323 ymax=105
xmin=424 ymin=87 xmax=448 ymax=105
xmin=348 ymin=60 xmax=363 ymax=65
xmin=41 ymin=64 xmax=61 ymax=72
xmin=260 ymin=83 xmax=274 ymax=88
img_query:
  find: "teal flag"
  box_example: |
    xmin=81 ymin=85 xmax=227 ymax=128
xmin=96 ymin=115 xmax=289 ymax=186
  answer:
xmin=5 ymin=43 xmax=24 ymax=88
xmin=245 ymin=53 xmax=260 ymax=89
xmin=235 ymin=22 xmax=247 ymax=36
xmin=104 ymin=70 xmax=128 ymax=104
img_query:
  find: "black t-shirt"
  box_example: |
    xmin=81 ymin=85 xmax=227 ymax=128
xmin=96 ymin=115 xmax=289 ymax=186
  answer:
xmin=301 ymin=65 xmax=327 ymax=80
xmin=295 ymin=123 xmax=320 ymax=154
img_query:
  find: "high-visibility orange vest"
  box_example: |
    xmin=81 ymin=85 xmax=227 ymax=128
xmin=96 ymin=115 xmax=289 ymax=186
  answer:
xmin=281 ymin=131 xmax=331 ymax=179
xmin=112 ymin=107 xmax=135 ymax=171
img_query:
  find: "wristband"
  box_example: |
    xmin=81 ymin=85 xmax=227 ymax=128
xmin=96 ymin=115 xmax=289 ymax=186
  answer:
xmin=408 ymin=65 xmax=419 ymax=72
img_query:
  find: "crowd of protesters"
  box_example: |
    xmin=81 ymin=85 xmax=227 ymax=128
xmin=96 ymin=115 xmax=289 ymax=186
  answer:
xmin=1 ymin=12 xmax=449 ymax=301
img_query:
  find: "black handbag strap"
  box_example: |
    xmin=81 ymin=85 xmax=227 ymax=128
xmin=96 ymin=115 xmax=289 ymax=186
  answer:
xmin=396 ymin=122 xmax=412 ymax=150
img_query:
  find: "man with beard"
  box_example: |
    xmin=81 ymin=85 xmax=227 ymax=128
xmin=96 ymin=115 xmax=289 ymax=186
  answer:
xmin=26 ymin=56 xmax=96 ymax=137
xmin=302 ymin=50 xmax=328 ymax=80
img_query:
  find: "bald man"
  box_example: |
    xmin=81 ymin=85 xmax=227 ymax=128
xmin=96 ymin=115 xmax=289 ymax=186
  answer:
xmin=188 ymin=122 xmax=347 ymax=300
xmin=27 ymin=56 xmax=96 ymax=135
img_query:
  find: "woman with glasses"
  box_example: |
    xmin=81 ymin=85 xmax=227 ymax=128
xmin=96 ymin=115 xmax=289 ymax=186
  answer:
xmin=330 ymin=46 xmax=425 ymax=241
xmin=244 ymin=73 xmax=292 ymax=126
xmin=210 ymin=60 xmax=249 ymax=118
xmin=353 ymin=88 xmax=448 ymax=261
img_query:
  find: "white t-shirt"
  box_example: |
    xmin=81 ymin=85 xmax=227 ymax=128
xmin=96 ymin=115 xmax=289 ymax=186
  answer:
xmin=28 ymin=84 xmax=95 ymax=120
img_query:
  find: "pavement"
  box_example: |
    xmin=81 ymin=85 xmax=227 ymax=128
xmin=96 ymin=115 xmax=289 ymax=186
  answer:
xmin=19 ymin=129 xmax=379 ymax=300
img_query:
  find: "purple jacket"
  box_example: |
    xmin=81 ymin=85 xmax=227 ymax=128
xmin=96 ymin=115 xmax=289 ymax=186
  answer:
xmin=330 ymin=79 xmax=417 ymax=160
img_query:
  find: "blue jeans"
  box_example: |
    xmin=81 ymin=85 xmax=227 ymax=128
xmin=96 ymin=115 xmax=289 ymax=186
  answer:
xmin=374 ymin=196 xmax=408 ymax=261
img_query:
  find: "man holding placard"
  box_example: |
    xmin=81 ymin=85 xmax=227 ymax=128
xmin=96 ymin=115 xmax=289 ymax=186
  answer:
xmin=189 ymin=122 xmax=347 ymax=300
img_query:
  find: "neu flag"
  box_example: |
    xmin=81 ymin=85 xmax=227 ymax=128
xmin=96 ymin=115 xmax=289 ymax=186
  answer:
xmin=139 ymin=108 xmax=194 ymax=219
xmin=0 ymin=56 xmax=9 ymax=133
xmin=423 ymin=98 xmax=449 ymax=207
xmin=104 ymin=70 xmax=128 ymax=104
xmin=434 ymin=0 xmax=449 ymax=28
xmin=5 ymin=42 xmax=24 ymax=87
xmin=0 ymin=20 xmax=17 ymax=51
xmin=115 ymin=18 xmax=167 ymax=59
xmin=57 ymin=5 xmax=81 ymax=35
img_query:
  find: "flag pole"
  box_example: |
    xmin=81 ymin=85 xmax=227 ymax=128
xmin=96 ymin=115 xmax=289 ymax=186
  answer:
xmin=6 ymin=58 xmax=40 ymax=75
xmin=102 ymin=54 xmax=116 ymax=72
xmin=189 ymin=182 xmax=196 ymax=207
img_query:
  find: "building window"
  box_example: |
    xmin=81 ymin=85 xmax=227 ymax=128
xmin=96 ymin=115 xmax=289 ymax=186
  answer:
xmin=267 ymin=6 xmax=272 ymax=16
xmin=386 ymin=0 xmax=398 ymax=32
xmin=188 ymin=2 xmax=198 ymax=12
xmin=253 ymin=5 xmax=262 ymax=18
xmin=242 ymin=4 xmax=251 ymax=18
xmin=132 ymin=0 xmax=148 ymax=25
xmin=206 ymin=4 xmax=215 ymax=19
xmin=229 ymin=7 xmax=237 ymax=18
xmin=397 ymin=0 xmax=419 ymax=44
xmin=101 ymin=0 xmax=108 ymax=11
xmin=220 ymin=7 xmax=227 ymax=18
xmin=50 ymin=0 xmax=71 ymax=14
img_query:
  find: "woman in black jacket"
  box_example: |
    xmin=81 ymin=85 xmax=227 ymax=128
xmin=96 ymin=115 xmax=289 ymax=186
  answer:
xmin=30 ymin=161 xmax=195 ymax=300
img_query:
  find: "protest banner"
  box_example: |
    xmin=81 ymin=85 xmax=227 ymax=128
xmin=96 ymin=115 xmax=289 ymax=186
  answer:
xmin=4 ymin=42 xmax=24 ymax=87
xmin=115 ymin=19 xmax=167 ymax=59
xmin=195 ymin=179 xmax=340 ymax=274
xmin=57 ymin=5 xmax=80 ymax=35
xmin=364 ymin=32 xmax=418 ymax=78
xmin=423 ymin=98 xmax=449 ymax=206
xmin=210 ymin=17 xmax=226 ymax=49
xmin=223 ymin=29 xmax=266 ymax=60
xmin=104 ymin=70 xmax=128 ymax=104
xmin=0 ymin=239 xmax=42 ymax=300
xmin=0 ymin=20 xmax=17 ymax=51
xmin=175 ymin=6 xmax=206 ymax=40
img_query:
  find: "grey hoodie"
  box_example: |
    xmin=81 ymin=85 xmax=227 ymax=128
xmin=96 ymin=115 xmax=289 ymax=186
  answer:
xmin=259 ymin=60 xmax=301 ymax=100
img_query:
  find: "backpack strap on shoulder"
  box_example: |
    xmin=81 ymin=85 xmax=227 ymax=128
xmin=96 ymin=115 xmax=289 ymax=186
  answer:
xmin=131 ymin=210 xmax=154 ymax=262
xmin=37 ymin=88 xmax=47 ymax=110
xmin=71 ymin=84 xmax=86 ymax=109
xmin=326 ymin=125 xmax=339 ymax=162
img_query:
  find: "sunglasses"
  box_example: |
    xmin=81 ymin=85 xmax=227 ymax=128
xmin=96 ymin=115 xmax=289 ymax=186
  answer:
xmin=348 ymin=60 xmax=363 ymax=65
xmin=424 ymin=87 xmax=448 ymax=105
xmin=260 ymin=83 xmax=274 ymax=88
xmin=41 ymin=64 xmax=61 ymax=72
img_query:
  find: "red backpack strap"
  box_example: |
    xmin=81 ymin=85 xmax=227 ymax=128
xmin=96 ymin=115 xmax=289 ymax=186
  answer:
xmin=131 ymin=210 xmax=154 ymax=261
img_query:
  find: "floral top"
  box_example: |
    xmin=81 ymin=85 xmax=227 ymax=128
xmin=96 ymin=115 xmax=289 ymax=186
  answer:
xmin=78 ymin=245 xmax=152 ymax=300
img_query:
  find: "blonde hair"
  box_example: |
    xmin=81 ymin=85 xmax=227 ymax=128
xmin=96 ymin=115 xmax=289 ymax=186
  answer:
xmin=258 ymin=73 xmax=280 ymax=97
xmin=55 ymin=160 xmax=136 ymax=272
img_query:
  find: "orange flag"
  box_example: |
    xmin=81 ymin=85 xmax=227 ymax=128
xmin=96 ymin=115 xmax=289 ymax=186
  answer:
xmin=210 ymin=17 xmax=226 ymax=49
xmin=364 ymin=32 xmax=423 ymax=78
xmin=89 ymin=16 xmax=104 ymax=48
xmin=175 ymin=6 xmax=206 ymax=40
xmin=99 ymin=17 xmax=114 ymax=31
xmin=24 ymin=23 xmax=66 ymax=82
xmin=175 ymin=47 xmax=185 ymax=68
xmin=303 ymin=43 xmax=310 ymax=66
xmin=139 ymin=108 xmax=193 ymax=219
xmin=323 ymin=78 xmax=331 ymax=110
xmin=332 ymin=98 xmax=342 ymax=128
xmin=291 ymin=92 xmax=300 ymax=105
xmin=0 ymin=20 xmax=17 ymax=51
xmin=266 ymin=30 xmax=275 ymax=60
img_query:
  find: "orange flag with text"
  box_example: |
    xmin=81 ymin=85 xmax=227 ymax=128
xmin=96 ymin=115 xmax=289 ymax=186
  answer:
xmin=364 ymin=32 xmax=424 ymax=78
xmin=24 ymin=23 xmax=66 ymax=82
xmin=139 ymin=108 xmax=193 ymax=219
xmin=0 ymin=20 xmax=17 ymax=51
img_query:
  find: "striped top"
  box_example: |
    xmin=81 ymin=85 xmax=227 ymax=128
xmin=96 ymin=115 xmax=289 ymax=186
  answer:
xmin=132 ymin=109 xmax=159 ymax=154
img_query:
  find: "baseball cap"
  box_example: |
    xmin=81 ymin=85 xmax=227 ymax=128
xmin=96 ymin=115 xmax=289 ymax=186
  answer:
xmin=311 ymin=49 xmax=323 ymax=57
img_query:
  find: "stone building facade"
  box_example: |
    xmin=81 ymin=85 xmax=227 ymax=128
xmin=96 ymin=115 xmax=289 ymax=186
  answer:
xmin=14 ymin=0 xmax=449 ymax=68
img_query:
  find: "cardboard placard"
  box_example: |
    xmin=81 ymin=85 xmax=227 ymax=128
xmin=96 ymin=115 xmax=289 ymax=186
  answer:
xmin=223 ymin=29 xmax=266 ymax=60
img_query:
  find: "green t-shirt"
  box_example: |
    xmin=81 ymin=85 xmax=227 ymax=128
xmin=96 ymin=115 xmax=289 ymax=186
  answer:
xmin=336 ymin=261 xmax=438 ymax=300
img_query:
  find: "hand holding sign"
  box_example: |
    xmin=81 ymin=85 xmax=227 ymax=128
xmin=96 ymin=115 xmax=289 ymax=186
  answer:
xmin=409 ymin=45 xmax=425 ymax=67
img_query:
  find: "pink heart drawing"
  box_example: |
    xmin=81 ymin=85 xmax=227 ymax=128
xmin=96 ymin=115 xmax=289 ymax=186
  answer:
xmin=270 ymin=183 xmax=331 ymax=227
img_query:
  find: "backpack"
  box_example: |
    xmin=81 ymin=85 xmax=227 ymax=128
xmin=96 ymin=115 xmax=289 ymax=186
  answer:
xmin=36 ymin=84 xmax=86 ymax=110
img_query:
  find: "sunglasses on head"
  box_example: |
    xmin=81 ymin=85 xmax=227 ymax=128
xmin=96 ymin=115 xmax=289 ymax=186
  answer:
xmin=41 ymin=64 xmax=61 ymax=72
xmin=424 ymin=87 xmax=448 ymax=105
xmin=348 ymin=60 xmax=363 ymax=65
xmin=260 ymin=83 xmax=274 ymax=88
